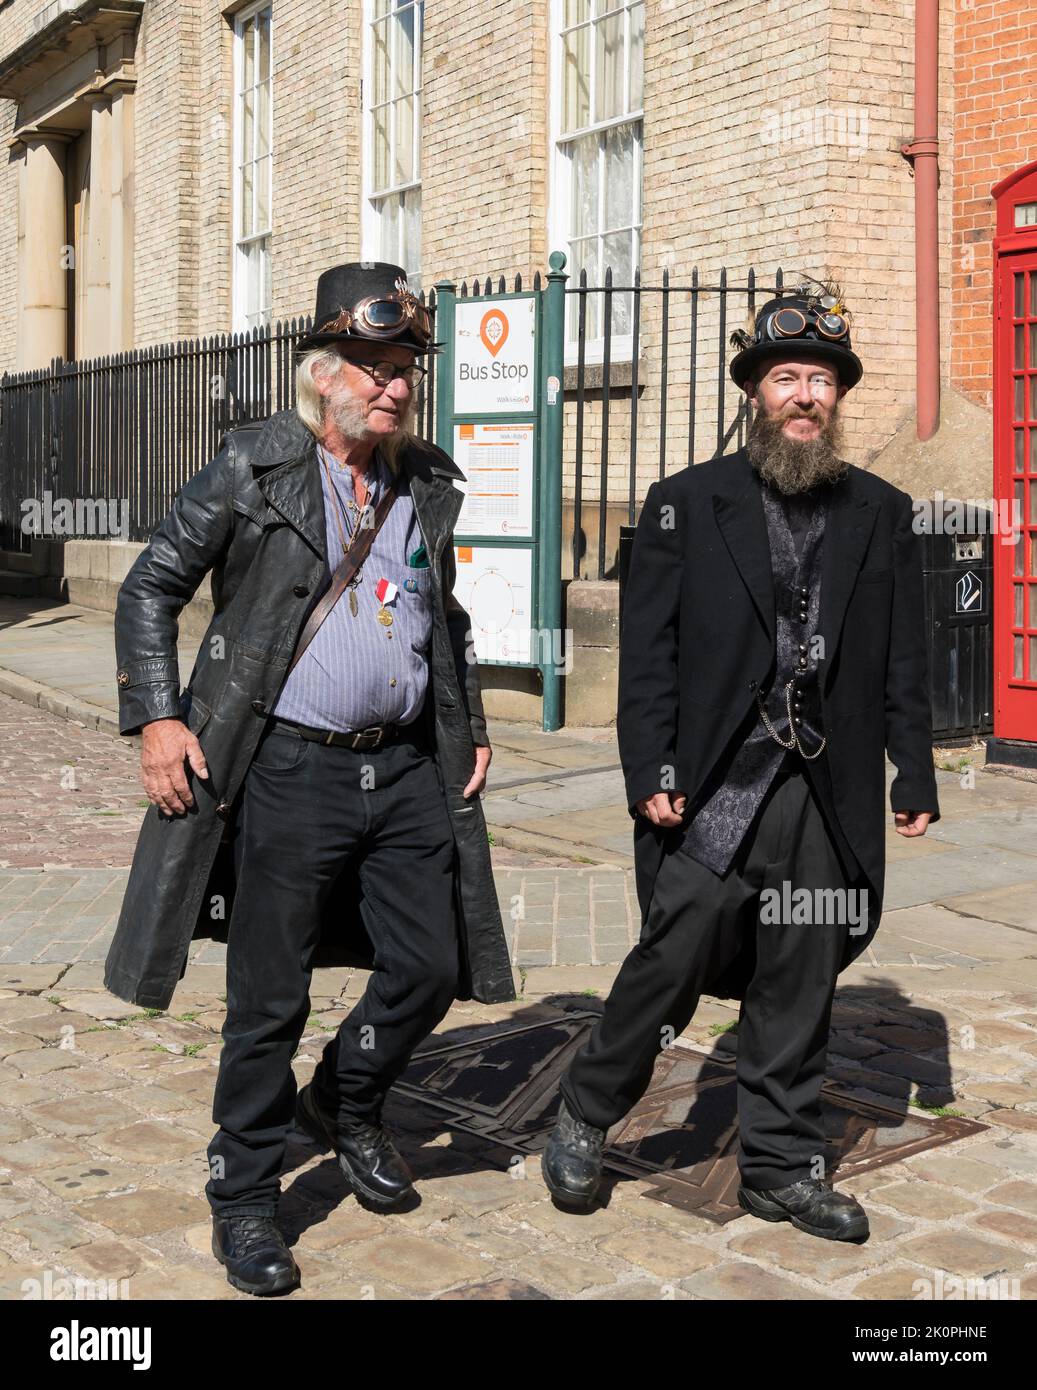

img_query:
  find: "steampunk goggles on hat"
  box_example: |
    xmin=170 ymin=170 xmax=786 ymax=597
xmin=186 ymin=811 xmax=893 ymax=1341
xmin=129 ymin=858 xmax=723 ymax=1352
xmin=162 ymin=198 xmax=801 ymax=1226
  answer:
xmin=764 ymin=298 xmax=850 ymax=344
xmin=316 ymin=292 xmax=432 ymax=350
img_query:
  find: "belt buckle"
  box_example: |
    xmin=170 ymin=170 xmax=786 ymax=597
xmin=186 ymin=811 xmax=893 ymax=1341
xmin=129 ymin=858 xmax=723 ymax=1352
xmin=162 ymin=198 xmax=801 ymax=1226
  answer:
xmin=347 ymin=725 xmax=379 ymax=750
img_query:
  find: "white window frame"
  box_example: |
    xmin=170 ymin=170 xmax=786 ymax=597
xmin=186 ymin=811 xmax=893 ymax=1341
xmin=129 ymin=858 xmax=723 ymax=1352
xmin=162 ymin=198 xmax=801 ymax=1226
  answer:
xmin=232 ymin=0 xmax=274 ymax=334
xmin=361 ymin=0 xmax=424 ymax=289
xmin=548 ymin=0 xmax=644 ymax=366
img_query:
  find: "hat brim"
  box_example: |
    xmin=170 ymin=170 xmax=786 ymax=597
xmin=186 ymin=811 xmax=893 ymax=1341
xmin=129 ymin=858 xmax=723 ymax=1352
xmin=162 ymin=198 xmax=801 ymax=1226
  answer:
xmin=294 ymin=330 xmax=442 ymax=357
xmin=730 ymin=340 xmax=862 ymax=390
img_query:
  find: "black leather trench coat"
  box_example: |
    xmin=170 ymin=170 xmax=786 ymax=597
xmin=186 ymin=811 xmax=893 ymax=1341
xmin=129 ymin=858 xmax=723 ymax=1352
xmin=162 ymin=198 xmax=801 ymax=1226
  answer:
xmin=619 ymin=448 xmax=942 ymax=1000
xmin=104 ymin=409 xmax=516 ymax=1010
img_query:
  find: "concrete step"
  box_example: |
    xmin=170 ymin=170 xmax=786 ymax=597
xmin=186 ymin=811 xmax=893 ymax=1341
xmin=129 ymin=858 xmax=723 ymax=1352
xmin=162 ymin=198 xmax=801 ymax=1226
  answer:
xmin=0 ymin=544 xmax=52 ymax=576
xmin=0 ymin=569 xmax=43 ymax=597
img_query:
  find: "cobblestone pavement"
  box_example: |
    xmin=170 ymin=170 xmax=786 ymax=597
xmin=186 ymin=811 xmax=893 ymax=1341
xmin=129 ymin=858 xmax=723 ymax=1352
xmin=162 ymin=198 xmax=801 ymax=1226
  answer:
xmin=0 ymin=689 xmax=639 ymax=968
xmin=1 ymin=963 xmax=1037 ymax=1302
xmin=1 ymin=597 xmax=1036 ymax=1300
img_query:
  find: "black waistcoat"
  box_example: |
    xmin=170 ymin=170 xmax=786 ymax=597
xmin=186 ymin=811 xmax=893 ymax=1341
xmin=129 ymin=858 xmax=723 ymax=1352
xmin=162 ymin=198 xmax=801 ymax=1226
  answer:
xmin=680 ymin=478 xmax=861 ymax=881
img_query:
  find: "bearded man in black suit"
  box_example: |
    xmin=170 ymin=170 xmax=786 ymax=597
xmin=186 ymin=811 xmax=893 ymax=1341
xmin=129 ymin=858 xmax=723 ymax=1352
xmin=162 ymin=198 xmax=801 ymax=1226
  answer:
xmin=542 ymin=284 xmax=940 ymax=1242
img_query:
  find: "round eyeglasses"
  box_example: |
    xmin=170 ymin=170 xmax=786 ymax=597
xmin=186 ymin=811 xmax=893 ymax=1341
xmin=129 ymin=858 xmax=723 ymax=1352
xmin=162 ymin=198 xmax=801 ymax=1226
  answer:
xmin=352 ymin=360 xmax=428 ymax=389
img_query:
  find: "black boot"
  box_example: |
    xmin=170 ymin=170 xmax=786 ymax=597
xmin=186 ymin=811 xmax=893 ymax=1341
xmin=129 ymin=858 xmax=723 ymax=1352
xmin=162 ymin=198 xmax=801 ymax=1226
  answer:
xmin=295 ymin=1082 xmax=415 ymax=1209
xmin=737 ymin=1177 xmax=870 ymax=1241
xmin=211 ymin=1213 xmax=300 ymax=1295
xmin=541 ymin=1098 xmax=606 ymax=1209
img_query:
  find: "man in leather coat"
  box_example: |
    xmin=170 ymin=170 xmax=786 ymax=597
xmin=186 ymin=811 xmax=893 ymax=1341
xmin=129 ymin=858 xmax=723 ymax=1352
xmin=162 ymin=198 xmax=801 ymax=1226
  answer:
xmin=106 ymin=263 xmax=514 ymax=1295
xmin=542 ymin=282 xmax=941 ymax=1243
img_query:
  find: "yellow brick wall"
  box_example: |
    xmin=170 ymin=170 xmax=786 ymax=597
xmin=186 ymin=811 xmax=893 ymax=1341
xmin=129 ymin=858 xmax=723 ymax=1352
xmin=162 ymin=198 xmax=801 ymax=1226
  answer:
xmin=0 ymin=0 xmax=36 ymax=57
xmin=549 ymin=0 xmax=960 ymax=551
xmin=422 ymin=1 xmax=548 ymax=288
xmin=265 ymin=0 xmax=361 ymax=328
xmin=173 ymin=0 xmax=362 ymax=338
xmin=619 ymin=1 xmax=956 ymax=480
xmin=133 ymin=0 xmax=203 ymax=345
xmin=195 ymin=3 xmax=236 ymax=336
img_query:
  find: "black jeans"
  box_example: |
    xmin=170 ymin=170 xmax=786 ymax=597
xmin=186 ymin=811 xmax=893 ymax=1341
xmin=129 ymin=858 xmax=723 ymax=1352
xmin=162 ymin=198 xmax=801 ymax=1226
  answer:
xmin=559 ymin=757 xmax=856 ymax=1190
xmin=205 ymin=719 xmax=459 ymax=1217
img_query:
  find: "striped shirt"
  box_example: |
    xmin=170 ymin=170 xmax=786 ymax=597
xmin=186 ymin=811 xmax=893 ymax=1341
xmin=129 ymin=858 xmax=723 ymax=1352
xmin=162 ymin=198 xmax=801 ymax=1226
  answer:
xmin=270 ymin=442 xmax=433 ymax=730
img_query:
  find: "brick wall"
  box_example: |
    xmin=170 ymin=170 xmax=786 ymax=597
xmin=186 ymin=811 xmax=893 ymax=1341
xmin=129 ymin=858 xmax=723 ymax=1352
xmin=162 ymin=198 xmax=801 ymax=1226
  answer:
xmin=180 ymin=0 xmax=362 ymax=336
xmin=195 ymin=2 xmax=236 ymax=336
xmin=951 ymin=0 xmax=1037 ymax=410
xmin=422 ymin=0 xmax=548 ymax=287
xmin=133 ymin=0 xmax=203 ymax=345
xmin=621 ymin=0 xmax=957 ymax=480
xmin=551 ymin=0 xmax=955 ymax=547
xmin=265 ymin=0 xmax=360 ymax=326
xmin=0 ymin=0 xmax=37 ymax=56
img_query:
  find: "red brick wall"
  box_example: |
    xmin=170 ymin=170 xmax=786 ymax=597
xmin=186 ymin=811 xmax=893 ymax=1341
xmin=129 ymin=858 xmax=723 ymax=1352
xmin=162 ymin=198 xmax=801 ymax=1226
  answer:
xmin=952 ymin=1 xmax=1037 ymax=408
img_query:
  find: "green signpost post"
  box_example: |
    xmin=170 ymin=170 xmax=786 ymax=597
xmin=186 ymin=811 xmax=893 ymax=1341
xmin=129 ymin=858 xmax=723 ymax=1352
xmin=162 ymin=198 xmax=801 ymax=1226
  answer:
xmin=434 ymin=251 xmax=567 ymax=732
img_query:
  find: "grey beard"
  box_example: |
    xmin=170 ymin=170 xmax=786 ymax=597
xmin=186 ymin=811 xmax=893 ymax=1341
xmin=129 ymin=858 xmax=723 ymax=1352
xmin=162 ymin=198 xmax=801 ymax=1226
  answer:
xmin=327 ymin=387 xmax=377 ymax=442
xmin=325 ymin=382 xmax=414 ymax=443
xmin=745 ymin=405 xmax=849 ymax=494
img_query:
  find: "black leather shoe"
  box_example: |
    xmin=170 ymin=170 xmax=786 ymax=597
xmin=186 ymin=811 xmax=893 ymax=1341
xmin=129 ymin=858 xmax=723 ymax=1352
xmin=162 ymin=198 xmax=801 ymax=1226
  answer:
xmin=738 ymin=1177 xmax=870 ymax=1241
xmin=294 ymin=1082 xmax=415 ymax=1209
xmin=211 ymin=1214 xmax=300 ymax=1295
xmin=541 ymin=1098 xmax=606 ymax=1209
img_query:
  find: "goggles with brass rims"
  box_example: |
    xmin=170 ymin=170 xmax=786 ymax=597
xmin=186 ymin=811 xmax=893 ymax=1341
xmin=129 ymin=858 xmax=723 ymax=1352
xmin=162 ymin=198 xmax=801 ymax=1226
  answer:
xmin=316 ymin=291 xmax=432 ymax=348
xmin=764 ymin=300 xmax=850 ymax=344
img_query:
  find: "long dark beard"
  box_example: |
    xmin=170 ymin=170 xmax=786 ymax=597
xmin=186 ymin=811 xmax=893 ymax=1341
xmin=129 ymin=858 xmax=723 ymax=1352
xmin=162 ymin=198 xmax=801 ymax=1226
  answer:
xmin=745 ymin=401 xmax=849 ymax=494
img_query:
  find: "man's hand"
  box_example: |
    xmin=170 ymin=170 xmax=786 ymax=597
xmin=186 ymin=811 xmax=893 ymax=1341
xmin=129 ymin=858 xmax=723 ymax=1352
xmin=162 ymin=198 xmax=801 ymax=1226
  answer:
xmin=140 ymin=718 xmax=209 ymax=815
xmin=635 ymin=791 xmax=688 ymax=827
xmin=894 ymin=809 xmax=933 ymax=838
xmin=463 ymin=743 xmax=492 ymax=799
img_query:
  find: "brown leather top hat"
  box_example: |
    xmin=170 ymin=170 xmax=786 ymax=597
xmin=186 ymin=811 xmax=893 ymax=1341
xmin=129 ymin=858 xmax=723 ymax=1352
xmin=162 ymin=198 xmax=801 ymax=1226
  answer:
xmin=729 ymin=276 xmax=863 ymax=390
xmin=295 ymin=261 xmax=443 ymax=356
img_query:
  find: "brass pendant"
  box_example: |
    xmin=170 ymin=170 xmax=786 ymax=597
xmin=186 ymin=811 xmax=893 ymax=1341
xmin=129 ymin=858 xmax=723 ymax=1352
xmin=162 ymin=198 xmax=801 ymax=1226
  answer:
xmin=349 ymin=588 xmax=359 ymax=617
xmin=376 ymin=607 xmax=393 ymax=626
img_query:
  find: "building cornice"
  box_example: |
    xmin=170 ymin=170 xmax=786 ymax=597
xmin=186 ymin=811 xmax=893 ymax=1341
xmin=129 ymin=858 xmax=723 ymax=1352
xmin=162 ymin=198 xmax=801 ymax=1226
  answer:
xmin=0 ymin=0 xmax=142 ymax=102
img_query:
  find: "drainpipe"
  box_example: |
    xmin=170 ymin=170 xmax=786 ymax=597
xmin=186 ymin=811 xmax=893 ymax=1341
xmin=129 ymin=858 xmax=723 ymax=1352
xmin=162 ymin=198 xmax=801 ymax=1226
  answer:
xmin=900 ymin=0 xmax=941 ymax=441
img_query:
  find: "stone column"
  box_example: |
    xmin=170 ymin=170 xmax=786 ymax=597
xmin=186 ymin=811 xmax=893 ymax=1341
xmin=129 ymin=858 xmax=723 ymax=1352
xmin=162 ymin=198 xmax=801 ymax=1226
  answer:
xmin=16 ymin=135 xmax=68 ymax=370
xmin=108 ymin=90 xmax=135 ymax=352
xmin=81 ymin=95 xmax=112 ymax=360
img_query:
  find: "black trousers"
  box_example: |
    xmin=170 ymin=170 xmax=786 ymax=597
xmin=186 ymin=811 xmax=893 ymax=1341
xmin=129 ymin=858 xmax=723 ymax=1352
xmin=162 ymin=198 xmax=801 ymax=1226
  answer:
xmin=558 ymin=755 xmax=855 ymax=1190
xmin=205 ymin=719 xmax=459 ymax=1217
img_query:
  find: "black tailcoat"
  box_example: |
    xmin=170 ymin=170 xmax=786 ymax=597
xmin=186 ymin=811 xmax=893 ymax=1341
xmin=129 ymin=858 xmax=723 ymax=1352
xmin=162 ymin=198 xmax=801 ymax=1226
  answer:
xmin=618 ymin=448 xmax=941 ymax=999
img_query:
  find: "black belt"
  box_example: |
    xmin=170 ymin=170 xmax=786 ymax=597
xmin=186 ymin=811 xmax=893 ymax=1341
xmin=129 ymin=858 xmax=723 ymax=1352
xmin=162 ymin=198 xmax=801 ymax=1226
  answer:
xmin=267 ymin=715 xmax=421 ymax=751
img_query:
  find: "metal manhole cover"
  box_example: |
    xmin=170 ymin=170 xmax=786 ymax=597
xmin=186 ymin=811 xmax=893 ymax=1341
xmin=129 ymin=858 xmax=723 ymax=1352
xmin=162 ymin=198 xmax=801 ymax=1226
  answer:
xmin=397 ymin=1012 xmax=987 ymax=1223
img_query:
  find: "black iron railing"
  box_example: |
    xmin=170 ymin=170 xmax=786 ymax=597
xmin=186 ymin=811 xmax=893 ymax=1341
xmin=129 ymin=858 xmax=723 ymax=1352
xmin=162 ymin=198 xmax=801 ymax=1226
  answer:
xmin=564 ymin=265 xmax=785 ymax=578
xmin=0 ymin=299 xmax=439 ymax=552
xmin=1 ymin=268 xmax=782 ymax=577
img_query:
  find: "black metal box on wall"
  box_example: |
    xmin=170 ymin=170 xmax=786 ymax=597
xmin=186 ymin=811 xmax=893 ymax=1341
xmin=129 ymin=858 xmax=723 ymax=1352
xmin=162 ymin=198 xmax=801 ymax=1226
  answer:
xmin=916 ymin=502 xmax=993 ymax=741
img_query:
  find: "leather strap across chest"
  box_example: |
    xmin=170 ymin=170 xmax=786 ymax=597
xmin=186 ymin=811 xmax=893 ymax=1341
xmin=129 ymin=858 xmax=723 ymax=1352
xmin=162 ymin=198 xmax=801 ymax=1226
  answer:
xmin=286 ymin=483 xmax=398 ymax=676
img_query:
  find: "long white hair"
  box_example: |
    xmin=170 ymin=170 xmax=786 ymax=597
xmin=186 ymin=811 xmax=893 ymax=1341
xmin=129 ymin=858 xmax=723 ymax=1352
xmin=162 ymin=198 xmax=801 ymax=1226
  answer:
xmin=294 ymin=345 xmax=421 ymax=473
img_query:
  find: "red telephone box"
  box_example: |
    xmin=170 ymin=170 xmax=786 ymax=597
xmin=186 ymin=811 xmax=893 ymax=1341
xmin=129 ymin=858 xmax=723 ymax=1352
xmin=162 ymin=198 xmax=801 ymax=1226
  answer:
xmin=991 ymin=161 xmax=1037 ymax=756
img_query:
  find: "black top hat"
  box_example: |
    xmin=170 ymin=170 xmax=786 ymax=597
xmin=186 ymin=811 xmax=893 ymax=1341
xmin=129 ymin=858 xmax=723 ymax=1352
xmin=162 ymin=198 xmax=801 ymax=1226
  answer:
xmin=729 ymin=286 xmax=863 ymax=390
xmin=295 ymin=261 xmax=443 ymax=356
